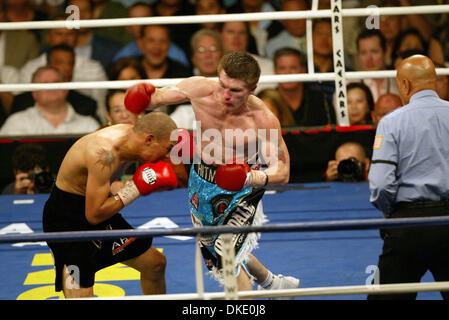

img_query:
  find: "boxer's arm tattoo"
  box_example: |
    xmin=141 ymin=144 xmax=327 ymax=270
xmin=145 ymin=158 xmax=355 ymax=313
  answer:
xmin=277 ymin=136 xmax=287 ymax=164
xmin=278 ymin=146 xmax=286 ymax=163
xmin=96 ymin=148 xmax=115 ymax=168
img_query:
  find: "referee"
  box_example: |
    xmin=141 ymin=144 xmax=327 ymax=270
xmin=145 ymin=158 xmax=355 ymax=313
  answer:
xmin=368 ymin=55 xmax=449 ymax=300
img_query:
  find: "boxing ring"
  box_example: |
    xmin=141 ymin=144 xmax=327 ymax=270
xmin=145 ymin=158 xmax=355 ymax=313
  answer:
xmin=2 ymin=183 xmax=449 ymax=300
xmin=1 ymin=1 xmax=449 ymax=301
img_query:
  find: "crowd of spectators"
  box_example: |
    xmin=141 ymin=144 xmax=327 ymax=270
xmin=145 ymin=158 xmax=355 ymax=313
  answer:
xmin=1 ymin=0 xmax=448 ymax=131
xmin=0 ymin=0 xmax=448 ymax=187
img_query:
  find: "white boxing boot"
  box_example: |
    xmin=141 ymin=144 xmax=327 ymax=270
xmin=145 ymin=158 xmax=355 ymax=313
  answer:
xmin=258 ymin=273 xmax=300 ymax=300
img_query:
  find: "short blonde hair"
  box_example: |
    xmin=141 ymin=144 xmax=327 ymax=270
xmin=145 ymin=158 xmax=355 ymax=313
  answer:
xmin=133 ymin=111 xmax=177 ymax=141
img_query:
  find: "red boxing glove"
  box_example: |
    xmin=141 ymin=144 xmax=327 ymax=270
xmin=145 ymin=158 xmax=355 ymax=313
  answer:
xmin=215 ymin=163 xmax=251 ymax=191
xmin=116 ymin=162 xmax=177 ymax=206
xmin=124 ymin=82 xmax=155 ymax=114
xmin=133 ymin=162 xmax=177 ymax=194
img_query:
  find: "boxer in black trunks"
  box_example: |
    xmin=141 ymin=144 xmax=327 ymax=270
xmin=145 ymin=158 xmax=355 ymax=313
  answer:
xmin=42 ymin=112 xmax=178 ymax=298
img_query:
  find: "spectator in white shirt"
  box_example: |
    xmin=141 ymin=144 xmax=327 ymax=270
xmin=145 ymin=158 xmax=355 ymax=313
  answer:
xmin=18 ymin=16 xmax=108 ymax=124
xmin=0 ymin=66 xmax=99 ymax=136
xmin=170 ymin=28 xmax=225 ymax=130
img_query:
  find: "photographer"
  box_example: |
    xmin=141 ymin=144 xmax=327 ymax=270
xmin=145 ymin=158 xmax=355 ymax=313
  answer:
xmin=2 ymin=143 xmax=54 ymax=195
xmin=325 ymin=141 xmax=371 ymax=182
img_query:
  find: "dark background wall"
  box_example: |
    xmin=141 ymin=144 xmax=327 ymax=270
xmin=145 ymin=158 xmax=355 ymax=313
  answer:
xmin=0 ymin=126 xmax=376 ymax=191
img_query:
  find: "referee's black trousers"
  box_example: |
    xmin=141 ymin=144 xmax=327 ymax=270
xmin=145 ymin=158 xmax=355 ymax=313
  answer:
xmin=367 ymin=200 xmax=449 ymax=300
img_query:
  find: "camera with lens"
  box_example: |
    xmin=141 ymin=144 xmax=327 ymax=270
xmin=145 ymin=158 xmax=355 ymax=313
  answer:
xmin=28 ymin=167 xmax=54 ymax=193
xmin=337 ymin=157 xmax=365 ymax=182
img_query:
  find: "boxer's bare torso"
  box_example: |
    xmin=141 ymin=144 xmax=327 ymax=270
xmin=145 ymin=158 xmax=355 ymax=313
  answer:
xmin=55 ymin=124 xmax=175 ymax=224
xmin=56 ymin=125 xmax=133 ymax=196
xmin=151 ymin=72 xmax=289 ymax=183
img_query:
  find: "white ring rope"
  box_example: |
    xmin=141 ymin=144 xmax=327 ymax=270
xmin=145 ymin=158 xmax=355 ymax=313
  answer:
xmin=84 ymin=281 xmax=449 ymax=300
xmin=1 ymin=69 xmax=448 ymax=92
xmin=0 ymin=5 xmax=448 ymax=30
xmin=0 ymin=5 xmax=446 ymax=93
xmin=194 ymin=235 xmax=205 ymax=300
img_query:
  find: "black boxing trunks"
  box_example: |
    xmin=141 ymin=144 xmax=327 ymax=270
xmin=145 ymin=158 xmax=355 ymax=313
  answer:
xmin=42 ymin=186 xmax=152 ymax=291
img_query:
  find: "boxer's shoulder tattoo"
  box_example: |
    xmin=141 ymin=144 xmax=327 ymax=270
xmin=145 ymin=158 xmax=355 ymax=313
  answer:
xmin=96 ymin=148 xmax=115 ymax=167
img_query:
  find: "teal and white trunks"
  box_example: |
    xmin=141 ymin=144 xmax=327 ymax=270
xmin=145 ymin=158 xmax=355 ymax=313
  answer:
xmin=188 ymin=161 xmax=267 ymax=283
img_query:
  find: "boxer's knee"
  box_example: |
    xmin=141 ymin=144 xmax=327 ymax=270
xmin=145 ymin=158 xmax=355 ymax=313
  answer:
xmin=124 ymin=246 xmax=166 ymax=277
xmin=150 ymin=249 xmax=167 ymax=274
xmin=142 ymin=247 xmax=166 ymax=277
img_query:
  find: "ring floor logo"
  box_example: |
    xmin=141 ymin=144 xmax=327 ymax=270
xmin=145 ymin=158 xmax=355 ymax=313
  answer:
xmin=1 ymin=218 xmax=186 ymax=299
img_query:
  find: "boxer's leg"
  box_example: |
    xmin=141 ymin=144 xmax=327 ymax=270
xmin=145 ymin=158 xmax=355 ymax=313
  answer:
xmin=237 ymin=267 xmax=253 ymax=292
xmin=248 ymin=253 xmax=300 ymax=292
xmin=123 ymin=246 xmax=167 ymax=295
xmin=246 ymin=253 xmax=269 ymax=284
xmin=62 ymin=265 xmax=94 ymax=298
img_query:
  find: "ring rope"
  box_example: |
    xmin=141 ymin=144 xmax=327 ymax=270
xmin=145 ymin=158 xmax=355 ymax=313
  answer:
xmin=1 ymin=69 xmax=449 ymax=93
xmin=305 ymin=0 xmax=318 ymax=74
xmin=82 ymin=281 xmax=449 ymax=300
xmin=194 ymin=235 xmax=206 ymax=300
xmin=0 ymin=5 xmax=448 ymax=30
xmin=3 ymin=216 xmax=449 ymax=244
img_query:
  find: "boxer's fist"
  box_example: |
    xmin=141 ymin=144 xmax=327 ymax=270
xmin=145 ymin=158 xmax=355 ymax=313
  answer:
xmin=124 ymin=82 xmax=155 ymax=114
xmin=215 ymin=163 xmax=251 ymax=191
xmin=116 ymin=162 xmax=177 ymax=206
xmin=134 ymin=162 xmax=177 ymax=195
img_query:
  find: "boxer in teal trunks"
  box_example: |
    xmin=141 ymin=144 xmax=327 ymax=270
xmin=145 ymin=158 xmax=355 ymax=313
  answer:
xmin=189 ymin=160 xmax=266 ymax=282
xmin=125 ymin=52 xmax=300 ymax=295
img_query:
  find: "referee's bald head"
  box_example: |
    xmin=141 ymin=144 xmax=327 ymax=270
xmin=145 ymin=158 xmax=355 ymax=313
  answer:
xmin=396 ymin=54 xmax=437 ymax=104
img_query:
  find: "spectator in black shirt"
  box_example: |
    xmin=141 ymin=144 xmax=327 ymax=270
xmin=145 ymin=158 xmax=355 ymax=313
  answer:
xmin=307 ymin=18 xmax=338 ymax=117
xmin=67 ymin=0 xmax=122 ymax=71
xmin=137 ymin=24 xmax=193 ymax=80
xmin=136 ymin=24 xmax=192 ymax=114
xmin=0 ymin=99 xmax=7 ymax=128
xmin=273 ymin=47 xmax=334 ymax=126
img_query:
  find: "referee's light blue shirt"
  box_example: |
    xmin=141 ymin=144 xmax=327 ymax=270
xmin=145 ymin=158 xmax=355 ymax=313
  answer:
xmin=369 ymin=90 xmax=449 ymax=217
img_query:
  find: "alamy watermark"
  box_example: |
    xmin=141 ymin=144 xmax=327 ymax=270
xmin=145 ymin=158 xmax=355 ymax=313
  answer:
xmin=65 ymin=264 xmax=80 ymax=290
xmin=65 ymin=5 xmax=80 ymax=29
xmin=169 ymin=121 xmax=280 ymax=167
xmin=365 ymin=5 xmax=380 ymax=30
xmin=365 ymin=264 xmax=380 ymax=288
